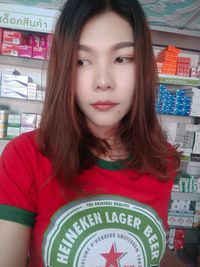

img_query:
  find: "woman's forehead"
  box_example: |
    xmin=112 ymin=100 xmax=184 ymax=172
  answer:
xmin=79 ymin=11 xmax=134 ymax=46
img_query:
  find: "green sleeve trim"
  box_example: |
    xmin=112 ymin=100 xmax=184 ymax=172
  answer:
xmin=0 ymin=204 xmax=36 ymax=227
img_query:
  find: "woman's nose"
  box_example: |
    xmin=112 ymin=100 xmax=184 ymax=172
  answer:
xmin=94 ymin=65 xmax=115 ymax=91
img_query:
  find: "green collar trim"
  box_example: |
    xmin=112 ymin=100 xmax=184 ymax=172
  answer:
xmin=96 ymin=157 xmax=126 ymax=171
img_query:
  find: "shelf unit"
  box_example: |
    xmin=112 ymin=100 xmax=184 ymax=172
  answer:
xmin=154 ymin=37 xmax=200 ymax=264
xmin=171 ymin=192 xmax=200 ymax=201
xmin=0 ymin=95 xmax=43 ymax=104
xmin=0 ymin=54 xmax=48 ymax=69
xmin=169 ymin=225 xmax=196 ymax=230
xmin=158 ymin=74 xmax=200 ymax=86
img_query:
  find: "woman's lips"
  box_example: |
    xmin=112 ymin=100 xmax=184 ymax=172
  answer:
xmin=91 ymin=101 xmax=118 ymax=111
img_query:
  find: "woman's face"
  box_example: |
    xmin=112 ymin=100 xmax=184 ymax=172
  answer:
xmin=75 ymin=11 xmax=136 ymax=137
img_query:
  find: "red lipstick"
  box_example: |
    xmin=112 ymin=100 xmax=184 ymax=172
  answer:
xmin=91 ymin=101 xmax=118 ymax=111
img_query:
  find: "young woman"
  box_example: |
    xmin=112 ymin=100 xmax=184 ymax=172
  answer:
xmin=0 ymin=0 xmax=185 ymax=266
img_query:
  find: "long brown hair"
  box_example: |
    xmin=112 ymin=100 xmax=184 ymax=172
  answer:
xmin=37 ymin=0 xmax=180 ymax=191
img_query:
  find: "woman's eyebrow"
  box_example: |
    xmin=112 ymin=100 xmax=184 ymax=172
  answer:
xmin=112 ymin=42 xmax=135 ymax=50
xmin=78 ymin=42 xmax=135 ymax=52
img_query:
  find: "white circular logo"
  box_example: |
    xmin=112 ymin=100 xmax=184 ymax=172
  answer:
xmin=42 ymin=195 xmax=166 ymax=267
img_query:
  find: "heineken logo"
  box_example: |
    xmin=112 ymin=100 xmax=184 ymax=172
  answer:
xmin=42 ymin=195 xmax=166 ymax=267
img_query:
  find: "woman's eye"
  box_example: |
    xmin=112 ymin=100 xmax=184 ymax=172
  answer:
xmin=77 ymin=59 xmax=90 ymax=66
xmin=115 ymin=57 xmax=133 ymax=63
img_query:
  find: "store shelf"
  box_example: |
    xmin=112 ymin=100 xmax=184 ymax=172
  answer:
xmin=0 ymin=137 xmax=14 ymax=141
xmin=158 ymin=74 xmax=200 ymax=86
xmin=171 ymin=192 xmax=200 ymax=201
xmin=157 ymin=113 xmax=198 ymax=119
xmin=0 ymin=95 xmax=44 ymax=103
xmin=169 ymin=225 xmax=195 ymax=230
xmin=0 ymin=55 xmax=48 ymax=69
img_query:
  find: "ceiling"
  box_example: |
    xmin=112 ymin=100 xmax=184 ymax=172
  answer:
xmin=0 ymin=0 xmax=200 ymax=33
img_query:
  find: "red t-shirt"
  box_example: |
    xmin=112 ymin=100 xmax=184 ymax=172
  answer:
xmin=0 ymin=131 xmax=174 ymax=267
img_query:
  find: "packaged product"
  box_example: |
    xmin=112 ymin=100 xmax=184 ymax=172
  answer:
xmin=1 ymin=43 xmax=19 ymax=56
xmin=2 ymin=30 xmax=21 ymax=44
xmin=18 ymin=45 xmax=32 ymax=58
xmin=32 ymin=46 xmax=46 ymax=60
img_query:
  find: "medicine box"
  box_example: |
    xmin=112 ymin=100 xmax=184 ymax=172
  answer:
xmin=27 ymin=83 xmax=37 ymax=100
xmin=1 ymin=74 xmax=29 ymax=88
xmin=187 ymin=161 xmax=200 ymax=176
xmin=1 ymin=74 xmax=29 ymax=99
xmin=0 ymin=28 xmax=2 ymax=53
xmin=20 ymin=127 xmax=35 ymax=134
xmin=1 ymin=43 xmax=19 ymax=56
xmin=2 ymin=30 xmax=21 ymax=44
xmin=37 ymin=90 xmax=45 ymax=101
xmin=32 ymin=46 xmax=46 ymax=60
xmin=6 ymin=126 xmax=20 ymax=139
xmin=28 ymin=33 xmax=40 ymax=47
xmin=0 ymin=28 xmax=2 ymax=43
xmin=18 ymin=45 xmax=32 ymax=58
xmin=1 ymin=87 xmax=27 ymax=99
xmin=7 ymin=114 xmax=21 ymax=127
xmin=36 ymin=115 xmax=41 ymax=128
xmin=21 ymin=113 xmax=36 ymax=128
xmin=168 ymin=210 xmax=194 ymax=227
xmin=46 ymin=33 xmax=53 ymax=60
xmin=39 ymin=34 xmax=47 ymax=48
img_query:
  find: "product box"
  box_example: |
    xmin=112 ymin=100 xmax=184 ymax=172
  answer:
xmin=46 ymin=33 xmax=53 ymax=60
xmin=6 ymin=126 xmax=20 ymax=139
xmin=1 ymin=87 xmax=27 ymax=99
xmin=173 ymin=238 xmax=184 ymax=249
xmin=21 ymin=35 xmax=28 ymax=45
xmin=36 ymin=90 xmax=45 ymax=101
xmin=157 ymin=46 xmax=180 ymax=61
xmin=187 ymin=161 xmax=200 ymax=176
xmin=156 ymin=62 xmax=163 ymax=74
xmin=27 ymin=83 xmax=37 ymax=100
xmin=39 ymin=34 xmax=47 ymax=48
xmin=171 ymin=200 xmax=191 ymax=211
xmin=196 ymin=65 xmax=200 ymax=78
xmin=174 ymin=229 xmax=186 ymax=239
xmin=32 ymin=46 xmax=46 ymax=60
xmin=1 ymin=43 xmax=19 ymax=56
xmin=2 ymin=30 xmax=21 ymax=44
xmin=1 ymin=73 xmax=29 ymax=88
xmin=0 ymin=130 xmax=6 ymax=138
xmin=0 ymin=132 xmax=6 ymax=138
xmin=168 ymin=228 xmax=186 ymax=250
xmin=0 ymin=28 xmax=2 ymax=43
xmin=1 ymin=74 xmax=29 ymax=99
xmin=193 ymin=201 xmax=200 ymax=228
xmin=20 ymin=126 xmax=35 ymax=134
xmin=190 ymin=67 xmax=197 ymax=78
xmin=36 ymin=114 xmax=41 ymax=128
xmin=0 ymin=120 xmax=7 ymax=126
xmin=1 ymin=73 xmax=29 ymax=99
xmin=21 ymin=113 xmax=36 ymax=128
xmin=172 ymin=184 xmax=180 ymax=192
xmin=177 ymin=62 xmax=191 ymax=77
xmin=0 ymin=109 xmax=8 ymax=121
xmin=0 ymin=28 xmax=2 ymax=54
xmin=168 ymin=210 xmax=194 ymax=227
xmin=18 ymin=45 xmax=32 ymax=58
xmin=7 ymin=114 xmax=21 ymax=127
xmin=0 ymin=124 xmax=7 ymax=137
xmin=28 ymin=33 xmax=40 ymax=47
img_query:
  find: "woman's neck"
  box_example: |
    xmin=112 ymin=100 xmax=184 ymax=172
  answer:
xmin=87 ymin=121 xmax=129 ymax=161
xmin=94 ymin=134 xmax=129 ymax=162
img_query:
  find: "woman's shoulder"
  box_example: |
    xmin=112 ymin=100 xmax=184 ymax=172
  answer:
xmin=1 ymin=130 xmax=42 ymax=161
